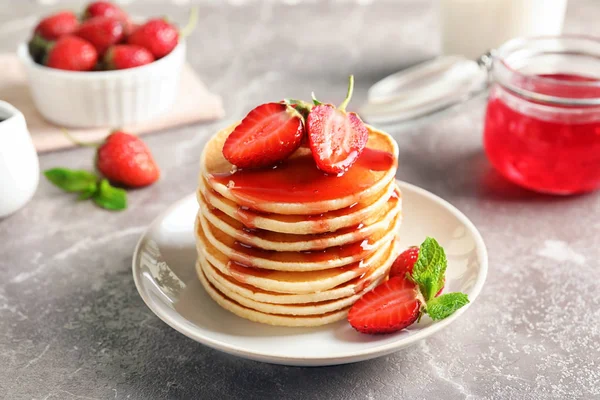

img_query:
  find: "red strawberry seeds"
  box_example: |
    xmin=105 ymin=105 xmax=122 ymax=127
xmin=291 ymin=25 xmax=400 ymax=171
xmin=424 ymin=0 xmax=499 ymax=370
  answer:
xmin=34 ymin=11 xmax=79 ymax=41
xmin=104 ymin=45 xmax=155 ymax=70
xmin=223 ymin=103 xmax=305 ymax=169
xmin=348 ymin=277 xmax=422 ymax=334
xmin=45 ymin=36 xmax=98 ymax=71
xmin=96 ymin=131 xmax=160 ymax=187
xmin=127 ymin=19 xmax=179 ymax=59
xmin=307 ymin=75 xmax=369 ymax=175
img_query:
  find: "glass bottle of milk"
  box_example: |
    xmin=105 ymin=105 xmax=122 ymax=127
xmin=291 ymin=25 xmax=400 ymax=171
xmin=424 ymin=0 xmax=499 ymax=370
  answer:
xmin=440 ymin=0 xmax=568 ymax=59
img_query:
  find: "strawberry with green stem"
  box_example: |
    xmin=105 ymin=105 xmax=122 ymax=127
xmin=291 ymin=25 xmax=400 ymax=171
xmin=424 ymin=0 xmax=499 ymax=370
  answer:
xmin=306 ymin=75 xmax=369 ymax=175
xmin=44 ymin=130 xmax=160 ymax=211
xmin=348 ymin=237 xmax=469 ymax=334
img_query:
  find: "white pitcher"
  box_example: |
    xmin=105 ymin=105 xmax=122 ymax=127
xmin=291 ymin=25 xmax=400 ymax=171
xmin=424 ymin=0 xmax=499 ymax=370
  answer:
xmin=0 ymin=101 xmax=39 ymax=217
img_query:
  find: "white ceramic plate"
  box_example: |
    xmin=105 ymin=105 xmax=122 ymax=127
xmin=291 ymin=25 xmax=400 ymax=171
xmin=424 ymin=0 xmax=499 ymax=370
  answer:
xmin=132 ymin=180 xmax=487 ymax=366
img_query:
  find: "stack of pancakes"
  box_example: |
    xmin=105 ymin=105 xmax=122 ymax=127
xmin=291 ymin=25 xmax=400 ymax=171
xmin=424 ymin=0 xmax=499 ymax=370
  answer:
xmin=195 ymin=123 xmax=401 ymax=327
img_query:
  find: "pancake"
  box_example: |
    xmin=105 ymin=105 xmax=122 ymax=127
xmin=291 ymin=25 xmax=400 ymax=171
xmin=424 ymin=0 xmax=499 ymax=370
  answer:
xmin=195 ymin=120 xmax=401 ymax=327
xmin=198 ymin=178 xmax=399 ymax=235
xmin=198 ymin=187 xmax=402 ymax=252
xmin=196 ymin=224 xmax=397 ymax=294
xmin=199 ymin=240 xmax=399 ymax=304
xmin=197 ymin=266 xmax=350 ymax=327
xmin=198 ymin=212 xmax=401 ymax=272
xmin=197 ymin=259 xmax=385 ymax=316
xmin=200 ymin=122 xmax=399 ymax=215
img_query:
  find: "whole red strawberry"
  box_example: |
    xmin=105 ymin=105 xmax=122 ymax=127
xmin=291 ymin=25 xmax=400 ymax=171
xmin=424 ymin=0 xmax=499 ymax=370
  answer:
xmin=389 ymin=246 xmax=419 ymax=279
xmin=222 ymin=103 xmax=305 ymax=169
xmin=307 ymin=75 xmax=369 ymax=174
xmin=34 ymin=11 xmax=79 ymax=40
xmin=127 ymin=19 xmax=178 ymax=59
xmin=75 ymin=17 xmax=125 ymax=56
xmin=45 ymin=36 xmax=98 ymax=71
xmin=96 ymin=131 xmax=160 ymax=187
xmin=83 ymin=1 xmax=127 ymax=20
xmin=389 ymin=246 xmax=445 ymax=296
xmin=104 ymin=45 xmax=155 ymax=70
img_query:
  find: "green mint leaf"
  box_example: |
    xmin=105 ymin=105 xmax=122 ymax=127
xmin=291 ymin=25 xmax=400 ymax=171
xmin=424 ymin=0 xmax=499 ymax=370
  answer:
xmin=92 ymin=179 xmax=127 ymax=211
xmin=411 ymin=237 xmax=447 ymax=301
xmin=77 ymin=182 xmax=98 ymax=200
xmin=426 ymin=292 xmax=469 ymax=321
xmin=44 ymin=168 xmax=98 ymax=193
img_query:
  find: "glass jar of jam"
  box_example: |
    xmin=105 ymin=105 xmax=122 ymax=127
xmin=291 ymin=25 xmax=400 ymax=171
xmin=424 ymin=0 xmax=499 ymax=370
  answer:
xmin=362 ymin=36 xmax=600 ymax=195
xmin=483 ymin=36 xmax=600 ymax=194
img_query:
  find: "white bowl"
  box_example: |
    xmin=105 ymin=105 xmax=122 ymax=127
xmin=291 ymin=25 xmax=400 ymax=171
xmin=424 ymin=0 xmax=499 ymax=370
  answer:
xmin=17 ymin=41 xmax=186 ymax=128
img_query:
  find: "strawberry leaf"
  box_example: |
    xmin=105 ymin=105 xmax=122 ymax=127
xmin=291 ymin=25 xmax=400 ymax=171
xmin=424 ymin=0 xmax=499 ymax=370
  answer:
xmin=44 ymin=168 xmax=98 ymax=193
xmin=411 ymin=237 xmax=447 ymax=302
xmin=426 ymin=292 xmax=469 ymax=321
xmin=92 ymin=179 xmax=127 ymax=211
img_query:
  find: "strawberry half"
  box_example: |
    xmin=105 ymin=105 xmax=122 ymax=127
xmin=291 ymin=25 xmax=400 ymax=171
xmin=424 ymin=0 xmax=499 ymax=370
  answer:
xmin=222 ymin=103 xmax=304 ymax=169
xmin=348 ymin=277 xmax=421 ymax=334
xmin=306 ymin=75 xmax=369 ymax=175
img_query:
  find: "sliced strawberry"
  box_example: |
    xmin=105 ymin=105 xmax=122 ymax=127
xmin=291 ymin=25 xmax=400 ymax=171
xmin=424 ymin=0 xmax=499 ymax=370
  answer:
xmin=307 ymin=75 xmax=369 ymax=174
xmin=389 ymin=246 xmax=445 ymax=296
xmin=222 ymin=103 xmax=304 ymax=169
xmin=348 ymin=276 xmax=422 ymax=334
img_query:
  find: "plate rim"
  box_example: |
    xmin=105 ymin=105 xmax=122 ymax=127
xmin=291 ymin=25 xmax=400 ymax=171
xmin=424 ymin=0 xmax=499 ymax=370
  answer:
xmin=132 ymin=180 xmax=488 ymax=365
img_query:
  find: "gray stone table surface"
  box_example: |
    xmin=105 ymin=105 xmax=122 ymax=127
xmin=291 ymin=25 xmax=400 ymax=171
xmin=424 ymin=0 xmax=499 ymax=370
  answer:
xmin=1 ymin=0 xmax=600 ymax=399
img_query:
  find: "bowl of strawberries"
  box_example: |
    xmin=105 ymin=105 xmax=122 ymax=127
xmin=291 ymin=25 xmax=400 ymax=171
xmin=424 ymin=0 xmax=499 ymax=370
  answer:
xmin=17 ymin=1 xmax=192 ymax=128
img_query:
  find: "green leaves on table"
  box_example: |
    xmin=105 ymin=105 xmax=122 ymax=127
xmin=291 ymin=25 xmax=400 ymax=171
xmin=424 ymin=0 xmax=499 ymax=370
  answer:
xmin=44 ymin=168 xmax=127 ymax=211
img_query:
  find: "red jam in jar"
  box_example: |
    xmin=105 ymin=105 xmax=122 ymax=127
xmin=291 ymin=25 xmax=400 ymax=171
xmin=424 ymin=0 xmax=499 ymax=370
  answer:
xmin=483 ymin=37 xmax=600 ymax=194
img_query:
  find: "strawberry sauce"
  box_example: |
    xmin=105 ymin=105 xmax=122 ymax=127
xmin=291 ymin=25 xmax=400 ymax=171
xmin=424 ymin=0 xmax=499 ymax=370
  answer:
xmin=210 ymin=148 xmax=395 ymax=206
xmin=484 ymin=73 xmax=600 ymax=194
